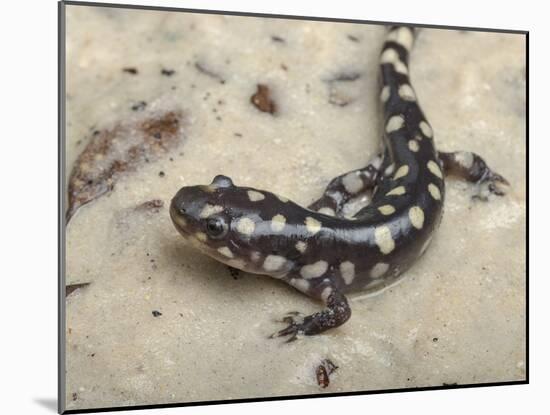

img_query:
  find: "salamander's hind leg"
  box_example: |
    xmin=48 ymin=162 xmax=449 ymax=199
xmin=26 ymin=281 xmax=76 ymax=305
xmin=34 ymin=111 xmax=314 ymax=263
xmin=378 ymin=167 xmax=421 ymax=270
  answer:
xmin=270 ymin=284 xmax=351 ymax=342
xmin=438 ymin=151 xmax=510 ymax=201
xmin=308 ymin=154 xmax=383 ymax=217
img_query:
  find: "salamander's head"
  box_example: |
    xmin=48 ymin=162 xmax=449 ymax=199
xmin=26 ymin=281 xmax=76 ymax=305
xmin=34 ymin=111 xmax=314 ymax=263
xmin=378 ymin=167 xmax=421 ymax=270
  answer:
xmin=170 ymin=175 xmax=300 ymax=277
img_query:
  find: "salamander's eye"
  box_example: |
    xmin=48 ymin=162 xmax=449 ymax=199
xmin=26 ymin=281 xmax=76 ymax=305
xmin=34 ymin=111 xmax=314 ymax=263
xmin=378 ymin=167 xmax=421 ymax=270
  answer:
xmin=205 ymin=217 xmax=228 ymax=239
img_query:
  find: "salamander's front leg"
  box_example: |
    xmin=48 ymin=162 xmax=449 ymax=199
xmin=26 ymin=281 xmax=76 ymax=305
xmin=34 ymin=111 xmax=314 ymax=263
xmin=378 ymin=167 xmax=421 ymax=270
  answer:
xmin=438 ymin=151 xmax=509 ymax=200
xmin=270 ymin=286 xmax=351 ymax=342
xmin=308 ymin=154 xmax=383 ymax=217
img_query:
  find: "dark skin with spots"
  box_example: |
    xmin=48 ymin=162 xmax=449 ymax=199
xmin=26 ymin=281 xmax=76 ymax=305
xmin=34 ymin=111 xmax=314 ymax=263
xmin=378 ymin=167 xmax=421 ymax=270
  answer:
xmin=170 ymin=26 xmax=508 ymax=341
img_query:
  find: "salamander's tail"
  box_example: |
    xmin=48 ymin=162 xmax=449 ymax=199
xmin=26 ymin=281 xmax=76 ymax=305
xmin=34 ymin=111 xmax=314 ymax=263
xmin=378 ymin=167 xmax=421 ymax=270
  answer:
xmin=378 ymin=26 xmax=434 ymax=144
xmin=379 ymin=26 xmax=416 ymax=100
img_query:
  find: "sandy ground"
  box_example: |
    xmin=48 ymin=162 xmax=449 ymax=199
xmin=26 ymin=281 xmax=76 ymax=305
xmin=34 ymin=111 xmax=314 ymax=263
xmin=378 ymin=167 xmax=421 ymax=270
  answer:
xmin=64 ymin=5 xmax=526 ymax=411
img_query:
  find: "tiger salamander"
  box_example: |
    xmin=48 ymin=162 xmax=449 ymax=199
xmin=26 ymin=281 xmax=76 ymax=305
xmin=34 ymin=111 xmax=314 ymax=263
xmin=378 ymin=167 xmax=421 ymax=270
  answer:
xmin=170 ymin=26 xmax=508 ymax=341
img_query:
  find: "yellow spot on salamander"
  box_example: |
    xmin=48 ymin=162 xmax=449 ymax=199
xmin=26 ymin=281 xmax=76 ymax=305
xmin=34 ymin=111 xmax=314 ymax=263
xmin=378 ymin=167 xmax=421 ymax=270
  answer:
xmin=378 ymin=205 xmax=396 ymax=215
xmin=300 ymin=260 xmax=328 ymax=279
xmin=290 ymin=278 xmax=310 ymax=293
xmin=247 ymin=190 xmax=265 ymax=202
xmin=398 ymin=84 xmax=416 ymax=101
xmin=393 ymin=165 xmax=409 ymax=180
xmin=386 ymin=186 xmax=406 ymax=196
xmin=380 ymin=48 xmax=408 ymax=74
xmin=427 ymin=160 xmax=443 ymax=179
xmin=263 ymin=255 xmax=287 ymax=272
xmin=305 ymin=217 xmax=322 ymax=235
xmin=380 ymin=48 xmax=399 ymax=64
xmin=236 ymin=217 xmax=255 ymax=236
xmin=340 ymin=261 xmax=356 ymax=285
xmin=380 ymin=85 xmax=391 ymax=102
xmin=387 ymin=27 xmax=414 ymax=50
xmin=295 ymin=241 xmax=307 ymax=253
xmin=217 ymin=247 xmax=234 ymax=258
xmin=342 ymin=172 xmax=363 ymax=194
xmin=419 ymin=121 xmax=433 ymax=138
xmin=409 ymin=206 xmax=425 ymax=229
xmin=455 ymin=151 xmax=474 ymax=169
xmin=408 ymin=140 xmax=419 ymax=152
xmin=195 ymin=232 xmax=207 ymax=242
xmin=374 ymin=226 xmax=395 ymax=254
xmin=386 ymin=115 xmax=405 ymax=133
xmin=270 ymin=214 xmax=286 ymax=232
xmin=428 ymin=183 xmax=441 ymax=200
xmin=199 ymin=204 xmax=223 ymax=218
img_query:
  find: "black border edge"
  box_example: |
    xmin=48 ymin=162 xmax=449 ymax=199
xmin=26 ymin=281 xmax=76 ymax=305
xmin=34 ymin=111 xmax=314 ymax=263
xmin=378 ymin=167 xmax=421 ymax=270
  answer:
xmin=63 ymin=381 xmax=528 ymax=414
xmin=58 ymin=1 xmax=529 ymax=414
xmin=525 ymin=31 xmax=529 ymax=385
xmin=62 ymin=0 xmax=528 ymax=34
xmin=59 ymin=1 xmax=67 ymax=414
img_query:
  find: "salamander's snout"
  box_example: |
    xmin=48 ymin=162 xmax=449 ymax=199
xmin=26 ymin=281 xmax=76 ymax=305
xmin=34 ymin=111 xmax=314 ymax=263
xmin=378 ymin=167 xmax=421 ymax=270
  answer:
xmin=170 ymin=191 xmax=186 ymax=217
xmin=170 ymin=186 xmax=205 ymax=232
xmin=169 ymin=188 xmax=190 ymax=234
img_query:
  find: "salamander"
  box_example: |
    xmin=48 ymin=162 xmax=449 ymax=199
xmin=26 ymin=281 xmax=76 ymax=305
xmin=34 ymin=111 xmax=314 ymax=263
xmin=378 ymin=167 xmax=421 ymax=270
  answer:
xmin=169 ymin=26 xmax=508 ymax=341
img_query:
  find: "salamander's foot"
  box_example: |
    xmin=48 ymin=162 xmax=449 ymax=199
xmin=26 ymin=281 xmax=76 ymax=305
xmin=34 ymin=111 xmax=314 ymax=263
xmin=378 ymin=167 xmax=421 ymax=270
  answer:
xmin=307 ymin=154 xmax=382 ymax=218
xmin=227 ymin=266 xmax=241 ymax=279
xmin=438 ymin=150 xmax=510 ymax=201
xmin=269 ymin=289 xmax=351 ymax=342
xmin=472 ymin=170 xmax=510 ymax=201
xmin=270 ymin=312 xmax=316 ymax=342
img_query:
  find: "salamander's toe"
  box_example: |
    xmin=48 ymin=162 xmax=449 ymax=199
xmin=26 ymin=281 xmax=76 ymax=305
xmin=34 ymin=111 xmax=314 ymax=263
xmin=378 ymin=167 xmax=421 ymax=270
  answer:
xmin=472 ymin=170 xmax=510 ymax=201
xmin=269 ymin=313 xmax=304 ymax=342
